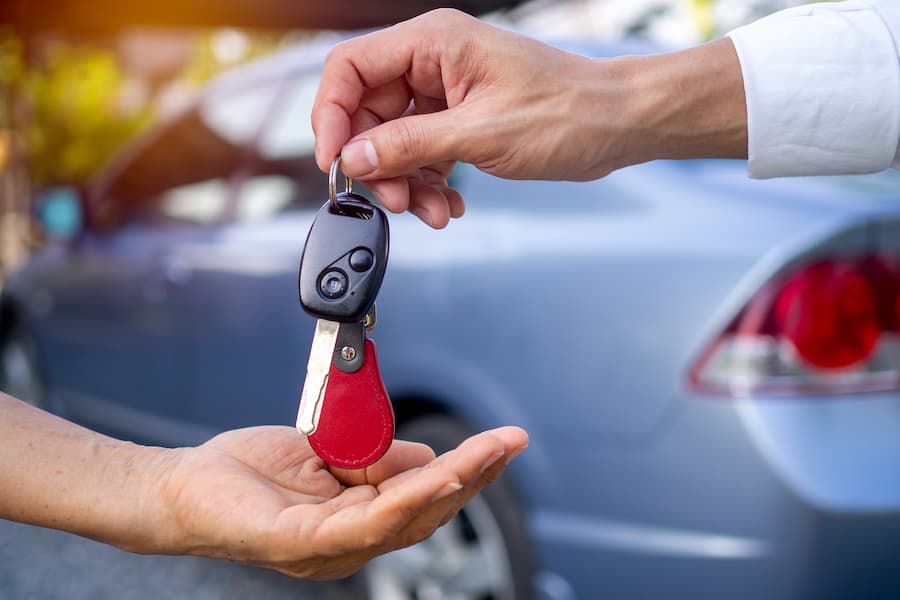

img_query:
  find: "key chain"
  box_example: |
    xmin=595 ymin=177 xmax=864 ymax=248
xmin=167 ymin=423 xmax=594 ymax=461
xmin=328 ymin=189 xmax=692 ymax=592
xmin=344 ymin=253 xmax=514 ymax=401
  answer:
xmin=295 ymin=157 xmax=395 ymax=469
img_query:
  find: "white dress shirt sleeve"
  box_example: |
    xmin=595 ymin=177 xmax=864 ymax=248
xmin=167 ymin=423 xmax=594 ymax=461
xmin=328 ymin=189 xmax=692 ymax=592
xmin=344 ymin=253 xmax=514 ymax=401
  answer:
xmin=727 ymin=1 xmax=900 ymax=178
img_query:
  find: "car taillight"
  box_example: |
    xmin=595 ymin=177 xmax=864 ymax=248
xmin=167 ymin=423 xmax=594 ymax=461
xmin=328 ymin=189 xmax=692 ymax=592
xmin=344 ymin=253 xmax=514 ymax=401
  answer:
xmin=690 ymin=254 xmax=900 ymax=396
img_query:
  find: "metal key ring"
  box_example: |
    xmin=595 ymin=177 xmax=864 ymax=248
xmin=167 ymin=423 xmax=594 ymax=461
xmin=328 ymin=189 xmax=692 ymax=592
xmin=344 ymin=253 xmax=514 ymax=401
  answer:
xmin=328 ymin=156 xmax=353 ymax=212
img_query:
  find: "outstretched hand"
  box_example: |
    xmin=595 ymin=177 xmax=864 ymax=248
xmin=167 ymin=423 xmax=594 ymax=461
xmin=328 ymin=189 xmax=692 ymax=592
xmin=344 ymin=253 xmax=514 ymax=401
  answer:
xmin=312 ymin=9 xmax=746 ymax=227
xmin=154 ymin=425 xmax=528 ymax=580
xmin=313 ymin=9 xmax=609 ymax=229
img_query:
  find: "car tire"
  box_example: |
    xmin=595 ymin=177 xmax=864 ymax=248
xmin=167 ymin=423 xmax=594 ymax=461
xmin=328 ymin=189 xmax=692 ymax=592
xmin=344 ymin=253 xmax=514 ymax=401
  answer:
xmin=361 ymin=413 xmax=535 ymax=600
xmin=0 ymin=323 xmax=47 ymax=408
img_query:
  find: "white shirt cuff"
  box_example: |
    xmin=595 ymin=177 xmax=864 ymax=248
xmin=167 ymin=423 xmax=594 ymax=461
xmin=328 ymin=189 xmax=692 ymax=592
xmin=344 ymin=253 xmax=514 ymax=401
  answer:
xmin=727 ymin=0 xmax=900 ymax=178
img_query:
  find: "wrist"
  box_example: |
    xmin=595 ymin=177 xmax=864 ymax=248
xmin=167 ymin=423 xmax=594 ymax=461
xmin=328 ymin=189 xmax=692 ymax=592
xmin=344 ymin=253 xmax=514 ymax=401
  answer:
xmin=88 ymin=441 xmax=182 ymax=554
xmin=612 ymin=37 xmax=748 ymax=166
xmin=125 ymin=444 xmax=185 ymax=554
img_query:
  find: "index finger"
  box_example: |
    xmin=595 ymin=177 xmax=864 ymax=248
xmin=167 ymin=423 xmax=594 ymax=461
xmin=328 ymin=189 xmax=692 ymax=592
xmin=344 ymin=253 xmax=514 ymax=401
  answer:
xmin=312 ymin=25 xmax=418 ymax=171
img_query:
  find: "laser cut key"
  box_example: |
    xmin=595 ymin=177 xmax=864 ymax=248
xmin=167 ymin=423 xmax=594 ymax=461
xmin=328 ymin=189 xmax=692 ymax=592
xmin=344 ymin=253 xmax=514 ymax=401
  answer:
xmin=296 ymin=159 xmax=393 ymax=468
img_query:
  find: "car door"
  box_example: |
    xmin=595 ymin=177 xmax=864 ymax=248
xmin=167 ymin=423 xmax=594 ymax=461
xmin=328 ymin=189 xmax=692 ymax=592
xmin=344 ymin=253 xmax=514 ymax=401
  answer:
xmin=41 ymin=80 xmax=282 ymax=444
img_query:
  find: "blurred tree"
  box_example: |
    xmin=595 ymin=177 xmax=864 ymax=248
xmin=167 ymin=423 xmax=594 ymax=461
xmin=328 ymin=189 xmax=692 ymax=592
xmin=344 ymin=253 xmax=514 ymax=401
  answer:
xmin=687 ymin=0 xmax=715 ymax=40
xmin=1 ymin=27 xmax=297 ymax=189
xmin=0 ymin=29 xmax=24 ymax=130
xmin=0 ymin=26 xmax=292 ymax=276
xmin=19 ymin=42 xmax=154 ymax=187
xmin=182 ymin=29 xmax=288 ymax=85
xmin=1 ymin=28 xmax=32 ymax=277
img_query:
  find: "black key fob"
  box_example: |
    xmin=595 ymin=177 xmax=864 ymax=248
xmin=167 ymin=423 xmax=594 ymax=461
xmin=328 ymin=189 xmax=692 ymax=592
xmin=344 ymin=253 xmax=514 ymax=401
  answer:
xmin=298 ymin=192 xmax=389 ymax=323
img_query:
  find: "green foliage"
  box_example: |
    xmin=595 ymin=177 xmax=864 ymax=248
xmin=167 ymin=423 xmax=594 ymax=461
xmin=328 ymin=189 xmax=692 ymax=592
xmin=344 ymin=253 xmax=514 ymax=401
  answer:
xmin=19 ymin=42 xmax=154 ymax=187
xmin=1 ymin=28 xmax=294 ymax=188
xmin=0 ymin=28 xmax=24 ymax=130
xmin=182 ymin=30 xmax=286 ymax=86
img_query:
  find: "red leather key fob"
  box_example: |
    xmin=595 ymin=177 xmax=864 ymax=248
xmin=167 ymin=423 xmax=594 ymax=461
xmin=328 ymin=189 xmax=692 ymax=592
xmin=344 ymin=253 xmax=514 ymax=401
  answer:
xmin=308 ymin=339 xmax=395 ymax=469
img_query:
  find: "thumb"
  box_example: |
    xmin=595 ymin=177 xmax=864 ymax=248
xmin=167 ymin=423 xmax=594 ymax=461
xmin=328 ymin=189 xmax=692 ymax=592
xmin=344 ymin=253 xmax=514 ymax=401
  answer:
xmin=340 ymin=110 xmax=461 ymax=179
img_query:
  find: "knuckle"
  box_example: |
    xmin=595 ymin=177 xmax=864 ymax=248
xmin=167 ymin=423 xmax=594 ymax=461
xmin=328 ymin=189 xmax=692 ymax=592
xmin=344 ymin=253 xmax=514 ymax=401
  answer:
xmin=392 ymin=121 xmax=425 ymax=163
xmin=427 ymin=7 xmax=466 ymax=21
xmin=324 ymin=42 xmax=351 ymax=66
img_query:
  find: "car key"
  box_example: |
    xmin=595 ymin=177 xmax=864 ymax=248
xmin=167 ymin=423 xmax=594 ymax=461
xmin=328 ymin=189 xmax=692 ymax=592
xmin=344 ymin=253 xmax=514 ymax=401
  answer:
xmin=295 ymin=158 xmax=394 ymax=469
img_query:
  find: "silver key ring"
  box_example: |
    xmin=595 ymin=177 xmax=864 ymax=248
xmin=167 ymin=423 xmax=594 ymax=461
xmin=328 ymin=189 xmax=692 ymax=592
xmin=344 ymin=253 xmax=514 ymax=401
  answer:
xmin=328 ymin=156 xmax=353 ymax=211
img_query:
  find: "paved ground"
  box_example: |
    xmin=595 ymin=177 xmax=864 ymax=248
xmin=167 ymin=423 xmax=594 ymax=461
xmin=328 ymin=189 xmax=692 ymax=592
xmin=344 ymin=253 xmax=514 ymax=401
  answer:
xmin=0 ymin=519 xmax=360 ymax=599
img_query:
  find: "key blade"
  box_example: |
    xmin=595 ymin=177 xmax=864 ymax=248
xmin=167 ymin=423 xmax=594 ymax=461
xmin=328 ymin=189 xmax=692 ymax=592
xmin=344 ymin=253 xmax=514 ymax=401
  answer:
xmin=296 ymin=319 xmax=340 ymax=435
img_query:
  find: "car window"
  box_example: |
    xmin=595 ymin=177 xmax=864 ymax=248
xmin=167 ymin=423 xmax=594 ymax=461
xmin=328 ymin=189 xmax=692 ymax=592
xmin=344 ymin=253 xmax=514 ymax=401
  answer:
xmin=258 ymin=73 xmax=318 ymax=161
xmin=234 ymin=174 xmax=303 ymax=222
xmin=232 ymin=73 xmax=328 ymax=221
xmin=94 ymin=81 xmax=282 ymax=228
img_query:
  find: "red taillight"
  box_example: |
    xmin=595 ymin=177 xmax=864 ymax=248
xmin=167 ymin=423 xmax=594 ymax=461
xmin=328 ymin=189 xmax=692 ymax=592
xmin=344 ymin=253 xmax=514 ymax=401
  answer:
xmin=690 ymin=254 xmax=900 ymax=396
xmin=773 ymin=262 xmax=880 ymax=369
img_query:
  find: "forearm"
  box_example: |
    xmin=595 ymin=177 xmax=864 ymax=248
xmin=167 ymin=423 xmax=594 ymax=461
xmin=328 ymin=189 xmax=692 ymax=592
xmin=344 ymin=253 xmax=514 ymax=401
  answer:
xmin=607 ymin=37 xmax=748 ymax=170
xmin=0 ymin=392 xmax=172 ymax=553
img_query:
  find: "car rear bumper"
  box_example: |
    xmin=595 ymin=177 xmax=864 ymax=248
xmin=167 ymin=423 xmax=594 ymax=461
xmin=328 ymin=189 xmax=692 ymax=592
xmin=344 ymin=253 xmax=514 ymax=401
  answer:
xmin=525 ymin=392 xmax=900 ymax=599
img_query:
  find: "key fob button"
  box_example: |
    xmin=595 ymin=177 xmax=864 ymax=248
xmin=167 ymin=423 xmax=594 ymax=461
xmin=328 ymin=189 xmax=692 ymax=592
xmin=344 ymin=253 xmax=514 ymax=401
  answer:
xmin=349 ymin=248 xmax=374 ymax=272
xmin=319 ymin=269 xmax=348 ymax=299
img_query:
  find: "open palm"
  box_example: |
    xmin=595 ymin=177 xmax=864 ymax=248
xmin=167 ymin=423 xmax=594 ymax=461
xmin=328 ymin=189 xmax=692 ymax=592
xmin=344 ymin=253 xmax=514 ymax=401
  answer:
xmin=155 ymin=425 xmax=527 ymax=580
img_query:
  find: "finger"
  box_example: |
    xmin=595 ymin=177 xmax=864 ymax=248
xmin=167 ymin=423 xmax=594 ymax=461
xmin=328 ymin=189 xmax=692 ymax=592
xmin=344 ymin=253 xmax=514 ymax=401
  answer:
xmin=364 ymin=442 xmax=434 ymax=485
xmin=340 ymin=110 xmax=464 ymax=180
xmin=302 ymin=466 xmax=460 ymax=554
xmin=420 ymin=160 xmax=457 ymax=181
xmin=349 ymin=79 xmax=412 ymax=139
xmin=312 ymin=12 xmax=462 ymax=171
xmin=377 ymin=426 xmax=526 ymax=496
xmin=443 ymin=185 xmax=466 ymax=218
xmin=276 ymin=429 xmax=527 ymax=559
xmin=443 ymin=446 xmax=514 ymax=514
xmin=419 ymin=164 xmax=465 ymax=219
xmin=387 ymin=446 xmax=517 ymax=552
xmin=325 ymin=484 xmax=379 ymax=512
xmin=411 ymin=90 xmax=448 ymax=120
xmin=477 ymin=425 xmax=529 ymax=457
xmin=367 ymin=177 xmax=411 ymax=213
xmin=329 ymin=440 xmax=434 ymax=487
xmin=408 ymin=178 xmax=452 ymax=229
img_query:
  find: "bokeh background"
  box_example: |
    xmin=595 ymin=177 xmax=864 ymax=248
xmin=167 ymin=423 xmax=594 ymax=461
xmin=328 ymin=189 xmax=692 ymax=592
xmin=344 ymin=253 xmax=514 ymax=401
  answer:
xmin=0 ymin=0 xmax=809 ymax=281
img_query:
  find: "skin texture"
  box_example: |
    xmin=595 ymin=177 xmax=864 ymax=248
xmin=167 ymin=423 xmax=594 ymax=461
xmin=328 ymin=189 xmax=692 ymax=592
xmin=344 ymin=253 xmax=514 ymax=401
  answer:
xmin=0 ymin=393 xmax=527 ymax=579
xmin=312 ymin=8 xmax=747 ymax=229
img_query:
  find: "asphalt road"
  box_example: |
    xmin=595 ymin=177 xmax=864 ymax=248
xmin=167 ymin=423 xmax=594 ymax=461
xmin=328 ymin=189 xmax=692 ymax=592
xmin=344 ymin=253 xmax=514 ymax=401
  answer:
xmin=0 ymin=519 xmax=360 ymax=599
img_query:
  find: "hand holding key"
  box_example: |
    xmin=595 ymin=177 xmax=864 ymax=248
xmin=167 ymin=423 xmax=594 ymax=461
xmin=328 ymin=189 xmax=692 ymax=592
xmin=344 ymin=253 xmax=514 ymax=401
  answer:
xmin=312 ymin=9 xmax=746 ymax=227
xmin=312 ymin=8 xmax=626 ymax=227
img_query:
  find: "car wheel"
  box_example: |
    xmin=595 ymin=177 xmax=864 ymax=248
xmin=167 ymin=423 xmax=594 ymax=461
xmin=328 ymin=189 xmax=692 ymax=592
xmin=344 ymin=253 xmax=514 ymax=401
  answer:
xmin=362 ymin=414 xmax=534 ymax=600
xmin=0 ymin=324 xmax=46 ymax=408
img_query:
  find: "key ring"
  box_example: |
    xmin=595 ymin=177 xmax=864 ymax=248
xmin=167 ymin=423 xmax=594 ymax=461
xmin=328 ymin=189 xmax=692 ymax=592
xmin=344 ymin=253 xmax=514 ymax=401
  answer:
xmin=329 ymin=156 xmax=353 ymax=212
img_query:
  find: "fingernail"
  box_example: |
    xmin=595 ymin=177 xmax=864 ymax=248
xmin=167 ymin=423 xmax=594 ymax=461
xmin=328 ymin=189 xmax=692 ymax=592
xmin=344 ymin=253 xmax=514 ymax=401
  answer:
xmin=341 ymin=138 xmax=378 ymax=176
xmin=432 ymin=481 xmax=463 ymax=502
xmin=480 ymin=450 xmax=505 ymax=475
xmin=411 ymin=207 xmax=433 ymax=227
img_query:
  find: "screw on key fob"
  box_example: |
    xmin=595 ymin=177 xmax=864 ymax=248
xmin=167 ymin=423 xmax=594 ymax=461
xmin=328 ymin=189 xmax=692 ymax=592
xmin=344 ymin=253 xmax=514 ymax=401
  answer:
xmin=296 ymin=159 xmax=394 ymax=469
xmin=298 ymin=193 xmax=388 ymax=322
